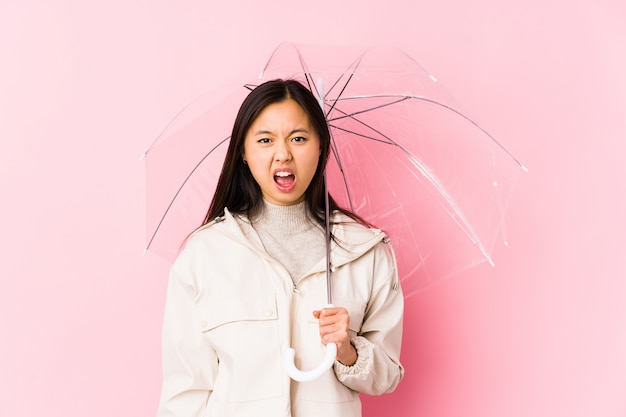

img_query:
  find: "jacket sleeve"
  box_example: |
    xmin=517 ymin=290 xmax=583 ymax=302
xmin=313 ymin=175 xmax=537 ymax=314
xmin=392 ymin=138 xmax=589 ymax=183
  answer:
xmin=333 ymin=240 xmax=404 ymax=395
xmin=157 ymin=266 xmax=217 ymax=417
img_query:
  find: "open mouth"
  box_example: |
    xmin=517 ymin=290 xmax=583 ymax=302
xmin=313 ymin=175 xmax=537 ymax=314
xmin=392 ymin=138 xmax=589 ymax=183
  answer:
xmin=274 ymin=171 xmax=295 ymax=185
xmin=274 ymin=171 xmax=296 ymax=191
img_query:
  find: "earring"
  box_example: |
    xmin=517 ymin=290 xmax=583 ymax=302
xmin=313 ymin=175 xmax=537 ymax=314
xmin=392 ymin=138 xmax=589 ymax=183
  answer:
xmin=242 ymin=157 xmax=248 ymax=165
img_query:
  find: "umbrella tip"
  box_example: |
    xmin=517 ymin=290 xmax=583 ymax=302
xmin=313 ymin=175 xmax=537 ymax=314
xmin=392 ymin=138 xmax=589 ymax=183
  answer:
xmin=139 ymin=151 xmax=147 ymax=161
xmin=521 ymin=163 xmax=529 ymax=173
xmin=142 ymin=248 xmax=148 ymax=257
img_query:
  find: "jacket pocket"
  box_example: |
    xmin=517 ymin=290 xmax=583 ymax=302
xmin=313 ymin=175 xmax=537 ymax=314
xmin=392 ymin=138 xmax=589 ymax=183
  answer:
xmin=198 ymin=294 xmax=283 ymax=403
xmin=199 ymin=296 xmax=278 ymax=331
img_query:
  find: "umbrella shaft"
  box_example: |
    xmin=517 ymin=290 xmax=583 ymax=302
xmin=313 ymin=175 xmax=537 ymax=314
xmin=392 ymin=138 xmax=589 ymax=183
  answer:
xmin=324 ymin=173 xmax=332 ymax=305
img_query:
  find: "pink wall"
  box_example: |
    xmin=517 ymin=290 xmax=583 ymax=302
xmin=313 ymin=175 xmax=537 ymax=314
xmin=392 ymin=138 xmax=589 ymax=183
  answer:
xmin=1 ymin=1 xmax=625 ymax=416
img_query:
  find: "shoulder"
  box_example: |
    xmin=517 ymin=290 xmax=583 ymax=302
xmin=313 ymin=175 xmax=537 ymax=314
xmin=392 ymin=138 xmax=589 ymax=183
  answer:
xmin=331 ymin=211 xmax=384 ymax=245
xmin=184 ymin=208 xmax=249 ymax=246
xmin=176 ymin=209 xmax=251 ymax=263
xmin=330 ymin=211 xmax=396 ymax=271
xmin=171 ymin=211 xmax=253 ymax=284
xmin=182 ymin=216 xmax=226 ymax=249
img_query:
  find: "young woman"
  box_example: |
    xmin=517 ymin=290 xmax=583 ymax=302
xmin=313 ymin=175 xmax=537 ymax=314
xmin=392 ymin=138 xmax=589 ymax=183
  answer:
xmin=157 ymin=79 xmax=404 ymax=417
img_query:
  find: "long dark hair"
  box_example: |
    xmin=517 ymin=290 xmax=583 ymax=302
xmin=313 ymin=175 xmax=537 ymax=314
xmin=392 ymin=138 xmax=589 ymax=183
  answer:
xmin=202 ymin=79 xmax=369 ymax=229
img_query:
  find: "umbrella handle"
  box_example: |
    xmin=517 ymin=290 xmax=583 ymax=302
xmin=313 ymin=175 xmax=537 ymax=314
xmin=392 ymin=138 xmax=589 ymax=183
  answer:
xmin=284 ymin=342 xmax=337 ymax=382
xmin=284 ymin=303 xmax=337 ymax=382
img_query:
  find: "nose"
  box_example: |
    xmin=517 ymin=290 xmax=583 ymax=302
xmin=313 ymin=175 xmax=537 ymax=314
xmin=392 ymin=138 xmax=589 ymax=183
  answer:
xmin=274 ymin=140 xmax=292 ymax=162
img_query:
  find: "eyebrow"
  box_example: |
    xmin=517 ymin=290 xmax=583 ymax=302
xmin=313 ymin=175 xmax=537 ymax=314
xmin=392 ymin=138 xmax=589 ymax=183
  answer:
xmin=252 ymin=128 xmax=311 ymax=136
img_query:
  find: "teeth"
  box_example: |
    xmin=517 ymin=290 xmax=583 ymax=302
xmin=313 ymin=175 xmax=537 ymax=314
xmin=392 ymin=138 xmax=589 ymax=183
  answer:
xmin=275 ymin=172 xmax=292 ymax=177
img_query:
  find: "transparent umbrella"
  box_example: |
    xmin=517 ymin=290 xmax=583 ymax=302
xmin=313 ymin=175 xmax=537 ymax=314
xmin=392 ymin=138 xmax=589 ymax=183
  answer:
xmin=142 ymin=42 xmax=526 ymax=379
xmin=143 ymin=42 xmax=525 ymax=292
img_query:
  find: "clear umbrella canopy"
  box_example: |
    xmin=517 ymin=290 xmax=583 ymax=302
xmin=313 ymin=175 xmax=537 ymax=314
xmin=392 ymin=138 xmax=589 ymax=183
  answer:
xmin=143 ymin=43 xmax=526 ymax=296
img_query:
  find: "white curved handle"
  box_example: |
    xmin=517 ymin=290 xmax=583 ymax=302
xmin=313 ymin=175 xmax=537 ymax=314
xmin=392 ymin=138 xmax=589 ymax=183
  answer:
xmin=284 ymin=342 xmax=337 ymax=382
xmin=284 ymin=303 xmax=336 ymax=382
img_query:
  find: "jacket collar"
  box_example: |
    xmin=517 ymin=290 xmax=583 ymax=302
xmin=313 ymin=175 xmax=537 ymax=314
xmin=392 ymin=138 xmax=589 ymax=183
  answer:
xmin=217 ymin=208 xmax=385 ymax=273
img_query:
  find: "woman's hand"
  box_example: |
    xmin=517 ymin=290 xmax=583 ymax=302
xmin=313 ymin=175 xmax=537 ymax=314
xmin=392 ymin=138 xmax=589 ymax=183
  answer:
xmin=313 ymin=307 xmax=358 ymax=366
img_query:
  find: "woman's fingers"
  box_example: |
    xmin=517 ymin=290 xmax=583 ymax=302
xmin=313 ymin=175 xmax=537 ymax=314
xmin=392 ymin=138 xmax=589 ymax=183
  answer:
xmin=312 ymin=307 xmax=357 ymax=365
xmin=314 ymin=308 xmax=350 ymax=343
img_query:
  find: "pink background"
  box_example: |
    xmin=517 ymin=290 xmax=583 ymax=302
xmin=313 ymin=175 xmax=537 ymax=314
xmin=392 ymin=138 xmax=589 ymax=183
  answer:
xmin=1 ymin=1 xmax=625 ymax=416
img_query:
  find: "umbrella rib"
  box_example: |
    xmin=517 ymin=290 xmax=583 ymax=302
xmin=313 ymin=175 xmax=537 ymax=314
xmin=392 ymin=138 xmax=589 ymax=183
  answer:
xmin=329 ymin=124 xmax=393 ymax=145
xmin=145 ymin=136 xmax=230 ymax=253
xmin=324 ymin=73 xmax=354 ymax=120
xmin=352 ymin=139 xmax=434 ymax=286
xmin=324 ymin=74 xmax=351 ymax=103
xmin=331 ymin=94 xmax=527 ymax=171
xmin=322 ymin=50 xmax=367 ymax=99
xmin=403 ymin=147 xmax=494 ymax=265
xmin=328 ymin=96 xmax=410 ymax=123
xmin=291 ymin=46 xmax=367 ymax=122
xmin=303 ymin=70 xmax=354 ymax=122
xmin=330 ymin=109 xmax=495 ymax=265
xmin=258 ymin=42 xmax=300 ymax=79
xmin=142 ymin=93 xmax=234 ymax=156
xmin=303 ymin=73 xmax=317 ymax=100
xmin=321 ymin=53 xmax=370 ymax=120
xmin=294 ymin=63 xmax=358 ymax=213
xmin=328 ymin=131 xmax=355 ymax=212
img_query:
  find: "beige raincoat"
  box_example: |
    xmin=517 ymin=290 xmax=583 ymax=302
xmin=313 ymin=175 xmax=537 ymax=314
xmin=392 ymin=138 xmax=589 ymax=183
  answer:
xmin=157 ymin=208 xmax=404 ymax=417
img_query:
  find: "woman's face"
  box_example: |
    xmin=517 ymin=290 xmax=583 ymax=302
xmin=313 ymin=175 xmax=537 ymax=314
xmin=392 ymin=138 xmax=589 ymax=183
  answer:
xmin=243 ymin=98 xmax=321 ymax=206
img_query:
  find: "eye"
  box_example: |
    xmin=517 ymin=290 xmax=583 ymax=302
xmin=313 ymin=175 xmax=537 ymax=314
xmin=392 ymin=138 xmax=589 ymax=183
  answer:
xmin=257 ymin=138 xmax=271 ymax=144
xmin=292 ymin=136 xmax=306 ymax=142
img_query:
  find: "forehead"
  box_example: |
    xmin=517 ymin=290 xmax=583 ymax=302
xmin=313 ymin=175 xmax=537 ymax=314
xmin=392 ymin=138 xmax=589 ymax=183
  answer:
xmin=249 ymin=99 xmax=314 ymax=131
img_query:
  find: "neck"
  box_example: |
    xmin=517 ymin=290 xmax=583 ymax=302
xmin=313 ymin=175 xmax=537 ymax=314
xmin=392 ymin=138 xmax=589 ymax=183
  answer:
xmin=252 ymin=199 xmax=325 ymax=282
xmin=254 ymin=200 xmax=310 ymax=232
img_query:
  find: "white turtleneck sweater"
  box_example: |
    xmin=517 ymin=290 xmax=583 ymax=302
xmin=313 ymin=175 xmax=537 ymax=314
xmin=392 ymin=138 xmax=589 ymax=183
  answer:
xmin=252 ymin=200 xmax=326 ymax=284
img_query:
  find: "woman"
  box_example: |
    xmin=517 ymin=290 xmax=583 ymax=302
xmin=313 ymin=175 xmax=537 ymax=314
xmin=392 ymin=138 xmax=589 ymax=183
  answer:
xmin=157 ymin=79 xmax=404 ymax=417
